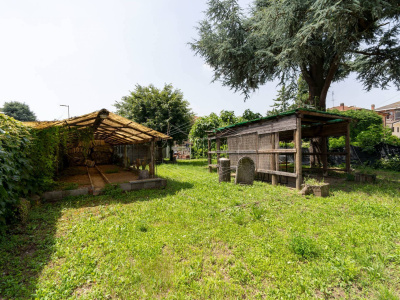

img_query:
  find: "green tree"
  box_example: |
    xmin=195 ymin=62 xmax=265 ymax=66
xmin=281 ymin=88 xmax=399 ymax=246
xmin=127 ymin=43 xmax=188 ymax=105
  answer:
xmin=3 ymin=101 xmax=36 ymax=121
xmin=191 ymin=0 xmax=400 ymax=110
xmin=241 ymin=109 xmax=262 ymax=121
xmin=114 ymin=84 xmax=193 ymax=143
xmin=219 ymin=110 xmax=238 ymax=126
xmin=269 ymin=85 xmax=295 ymax=115
xmin=189 ymin=113 xmax=221 ymax=158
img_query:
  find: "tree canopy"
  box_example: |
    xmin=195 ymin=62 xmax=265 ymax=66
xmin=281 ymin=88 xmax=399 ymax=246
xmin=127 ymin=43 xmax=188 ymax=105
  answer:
xmin=114 ymin=84 xmax=193 ymax=143
xmin=191 ymin=0 xmax=400 ymax=110
xmin=2 ymin=101 xmax=36 ymax=121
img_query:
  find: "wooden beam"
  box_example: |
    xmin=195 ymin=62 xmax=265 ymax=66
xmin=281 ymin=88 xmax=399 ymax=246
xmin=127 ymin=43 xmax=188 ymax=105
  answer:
xmin=303 ymin=152 xmax=347 ymax=156
xmin=271 ymin=133 xmax=277 ymax=185
xmin=295 ymin=117 xmax=302 ymax=190
xmin=216 ymin=138 xmax=221 ymax=162
xmin=321 ymin=137 xmax=328 ymax=175
xmin=257 ymin=169 xmax=297 ymax=178
xmin=208 ymin=138 xmax=212 ymax=172
xmin=345 ymin=121 xmax=351 ymax=173
xmin=150 ymin=138 xmax=155 ymax=178
xmin=208 ymin=149 xmax=296 ymax=154
xmin=298 ymin=110 xmax=351 ymax=120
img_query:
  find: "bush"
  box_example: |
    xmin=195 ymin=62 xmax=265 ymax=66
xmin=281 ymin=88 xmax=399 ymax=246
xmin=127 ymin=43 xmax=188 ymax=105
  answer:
xmin=0 ymin=114 xmax=68 ymax=231
xmin=289 ymin=233 xmax=319 ymax=259
xmin=376 ymin=155 xmax=400 ymax=172
xmin=0 ymin=114 xmax=33 ymax=228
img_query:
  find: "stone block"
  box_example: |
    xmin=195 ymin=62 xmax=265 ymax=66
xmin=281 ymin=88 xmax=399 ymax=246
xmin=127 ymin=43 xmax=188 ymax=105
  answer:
xmin=130 ymin=181 xmax=145 ymax=190
xmin=42 ymin=190 xmax=63 ymax=201
xmin=63 ymin=188 xmax=89 ymax=198
xmin=235 ymin=157 xmax=255 ymax=185
xmin=139 ymin=170 xmax=150 ymax=179
xmin=119 ymin=183 xmax=132 ymax=191
xmin=144 ymin=181 xmax=156 ymax=189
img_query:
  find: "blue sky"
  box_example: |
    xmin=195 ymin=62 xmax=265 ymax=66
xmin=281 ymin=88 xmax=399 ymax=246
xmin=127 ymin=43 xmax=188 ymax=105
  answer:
xmin=0 ymin=0 xmax=399 ymax=121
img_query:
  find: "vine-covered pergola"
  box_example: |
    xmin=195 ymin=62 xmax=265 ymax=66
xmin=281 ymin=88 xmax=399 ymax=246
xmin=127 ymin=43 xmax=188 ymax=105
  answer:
xmin=208 ymin=109 xmax=352 ymax=190
xmin=25 ymin=108 xmax=171 ymax=174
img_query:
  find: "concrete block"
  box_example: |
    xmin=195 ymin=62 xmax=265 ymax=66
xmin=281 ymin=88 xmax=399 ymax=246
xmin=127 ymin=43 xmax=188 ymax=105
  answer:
xmin=42 ymin=190 xmax=63 ymax=201
xmin=63 ymin=188 xmax=89 ymax=198
xmin=119 ymin=183 xmax=132 ymax=191
xmin=130 ymin=181 xmax=144 ymax=190
xmin=144 ymin=181 xmax=156 ymax=189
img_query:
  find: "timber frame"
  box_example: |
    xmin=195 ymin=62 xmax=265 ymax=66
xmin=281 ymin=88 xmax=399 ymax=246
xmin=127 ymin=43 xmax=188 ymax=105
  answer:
xmin=207 ymin=109 xmax=352 ymax=190
xmin=24 ymin=109 xmax=171 ymax=177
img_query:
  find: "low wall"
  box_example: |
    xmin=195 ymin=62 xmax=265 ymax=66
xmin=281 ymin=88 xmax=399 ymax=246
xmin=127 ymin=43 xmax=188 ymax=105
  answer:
xmin=42 ymin=178 xmax=167 ymax=201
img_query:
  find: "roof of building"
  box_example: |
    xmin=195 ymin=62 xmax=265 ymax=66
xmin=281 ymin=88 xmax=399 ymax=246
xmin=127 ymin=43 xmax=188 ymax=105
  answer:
xmin=23 ymin=108 xmax=171 ymax=145
xmin=330 ymin=104 xmax=363 ymax=111
xmin=375 ymin=101 xmax=400 ymax=111
xmin=213 ymin=108 xmax=351 ymax=132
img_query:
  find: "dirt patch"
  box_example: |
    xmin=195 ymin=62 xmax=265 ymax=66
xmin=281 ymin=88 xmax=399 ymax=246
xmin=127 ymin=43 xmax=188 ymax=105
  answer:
xmin=97 ymin=165 xmax=139 ymax=183
xmin=57 ymin=166 xmax=91 ymax=189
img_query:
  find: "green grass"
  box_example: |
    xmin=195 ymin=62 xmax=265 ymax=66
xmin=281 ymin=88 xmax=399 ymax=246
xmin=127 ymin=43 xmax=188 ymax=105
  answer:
xmin=1 ymin=159 xmax=400 ymax=299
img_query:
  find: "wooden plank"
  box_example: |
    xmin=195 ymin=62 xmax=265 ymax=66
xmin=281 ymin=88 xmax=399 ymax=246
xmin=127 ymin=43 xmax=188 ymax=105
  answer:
xmin=95 ymin=165 xmax=111 ymax=185
xmin=210 ymin=149 xmax=296 ymax=154
xmin=271 ymin=133 xmax=277 ymax=185
xmin=303 ymin=152 xmax=347 ymax=156
xmin=298 ymin=110 xmax=352 ymax=120
xmin=86 ymin=166 xmax=95 ymax=192
xmin=305 ymin=168 xmax=348 ymax=172
xmin=218 ymin=114 xmax=297 ymax=138
xmin=295 ymin=117 xmax=302 ymax=190
xmin=257 ymin=169 xmax=298 ymax=178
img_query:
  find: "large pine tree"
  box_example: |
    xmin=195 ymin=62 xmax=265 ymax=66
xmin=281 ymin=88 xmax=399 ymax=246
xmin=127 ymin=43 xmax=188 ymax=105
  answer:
xmin=191 ymin=0 xmax=400 ymax=110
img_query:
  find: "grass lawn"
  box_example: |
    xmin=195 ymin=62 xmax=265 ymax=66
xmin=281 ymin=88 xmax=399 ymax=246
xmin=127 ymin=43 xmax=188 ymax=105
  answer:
xmin=1 ymin=160 xmax=400 ymax=299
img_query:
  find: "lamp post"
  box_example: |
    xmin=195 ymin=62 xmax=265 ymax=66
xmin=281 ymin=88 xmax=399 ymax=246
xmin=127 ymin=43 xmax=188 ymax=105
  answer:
xmin=60 ymin=105 xmax=70 ymax=119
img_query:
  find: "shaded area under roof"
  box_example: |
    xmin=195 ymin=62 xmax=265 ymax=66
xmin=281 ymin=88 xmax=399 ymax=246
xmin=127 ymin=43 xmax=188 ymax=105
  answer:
xmin=24 ymin=109 xmax=171 ymax=145
xmin=213 ymin=108 xmax=351 ymax=132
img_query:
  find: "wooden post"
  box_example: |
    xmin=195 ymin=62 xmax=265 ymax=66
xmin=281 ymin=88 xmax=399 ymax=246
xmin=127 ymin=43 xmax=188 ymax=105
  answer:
xmin=345 ymin=121 xmax=351 ymax=173
xmin=321 ymin=137 xmax=328 ymax=176
xmin=150 ymin=138 xmax=155 ymax=177
xmin=208 ymin=137 xmax=212 ymax=172
xmin=123 ymin=145 xmax=128 ymax=168
xmin=271 ymin=133 xmax=277 ymax=185
xmin=275 ymin=133 xmax=280 ymax=182
xmin=216 ymin=137 xmax=221 ymax=162
xmin=295 ymin=117 xmax=302 ymax=190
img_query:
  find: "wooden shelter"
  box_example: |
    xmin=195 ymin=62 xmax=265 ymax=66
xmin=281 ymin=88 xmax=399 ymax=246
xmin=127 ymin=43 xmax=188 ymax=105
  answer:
xmin=25 ymin=109 xmax=171 ymax=175
xmin=208 ymin=109 xmax=352 ymax=190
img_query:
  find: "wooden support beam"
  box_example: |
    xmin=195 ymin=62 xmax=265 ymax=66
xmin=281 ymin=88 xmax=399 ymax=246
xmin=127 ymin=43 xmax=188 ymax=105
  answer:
xmin=345 ymin=121 xmax=351 ymax=173
xmin=208 ymin=138 xmax=212 ymax=172
xmin=295 ymin=118 xmax=302 ymax=190
xmin=257 ymin=169 xmax=297 ymax=178
xmin=303 ymin=152 xmax=347 ymax=156
xmin=321 ymin=137 xmax=328 ymax=175
xmin=271 ymin=133 xmax=277 ymax=185
xmin=150 ymin=138 xmax=155 ymax=178
xmin=216 ymin=138 xmax=221 ymax=162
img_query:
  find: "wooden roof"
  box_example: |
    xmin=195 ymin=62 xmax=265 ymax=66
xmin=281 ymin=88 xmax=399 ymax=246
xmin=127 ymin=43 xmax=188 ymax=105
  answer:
xmin=24 ymin=109 xmax=171 ymax=145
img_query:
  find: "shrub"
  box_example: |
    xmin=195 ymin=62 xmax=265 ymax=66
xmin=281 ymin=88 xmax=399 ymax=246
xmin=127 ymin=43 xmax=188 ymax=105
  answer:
xmin=376 ymin=155 xmax=400 ymax=172
xmin=0 ymin=114 xmax=33 ymax=228
xmin=289 ymin=233 xmax=319 ymax=259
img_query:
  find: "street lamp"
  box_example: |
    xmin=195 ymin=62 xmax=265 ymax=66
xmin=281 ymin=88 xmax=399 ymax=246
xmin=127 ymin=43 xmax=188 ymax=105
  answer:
xmin=60 ymin=105 xmax=70 ymax=119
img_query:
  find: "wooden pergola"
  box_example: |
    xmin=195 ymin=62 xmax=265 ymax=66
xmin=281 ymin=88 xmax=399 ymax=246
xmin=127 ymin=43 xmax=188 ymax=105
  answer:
xmin=24 ymin=108 xmax=171 ymax=174
xmin=208 ymin=109 xmax=352 ymax=190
